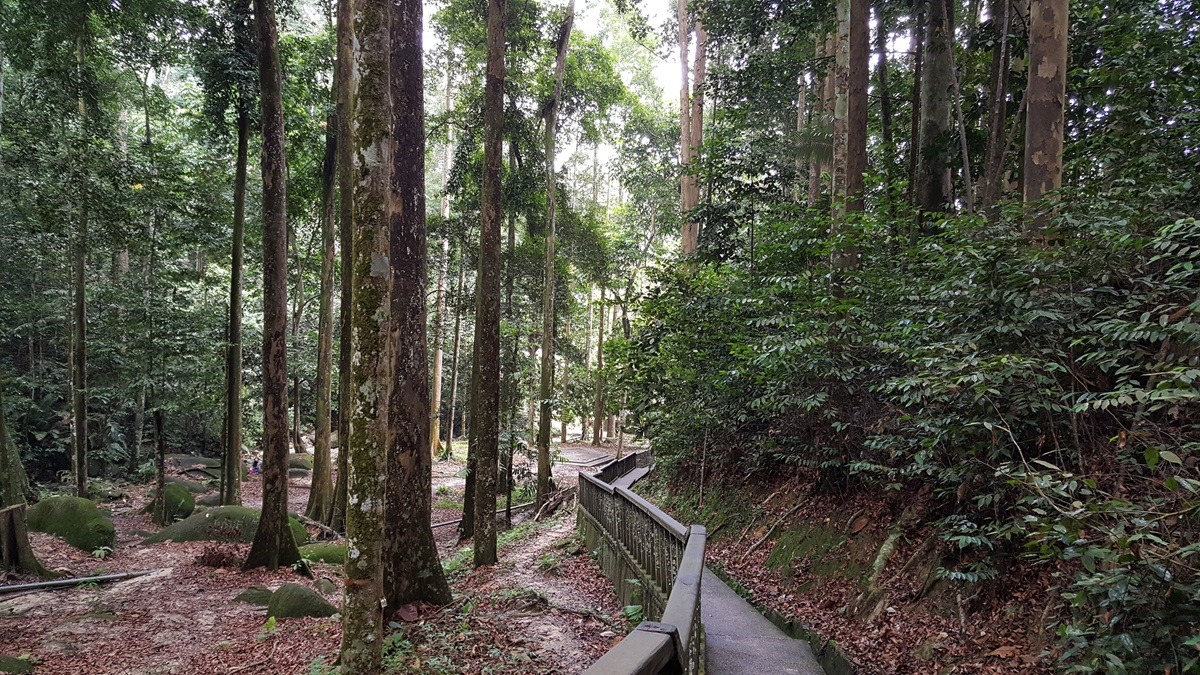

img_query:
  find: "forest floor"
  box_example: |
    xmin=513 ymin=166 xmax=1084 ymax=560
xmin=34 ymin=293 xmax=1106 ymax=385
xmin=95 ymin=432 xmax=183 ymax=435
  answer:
xmin=637 ymin=470 xmax=1059 ymax=675
xmin=0 ymin=442 xmax=634 ymax=674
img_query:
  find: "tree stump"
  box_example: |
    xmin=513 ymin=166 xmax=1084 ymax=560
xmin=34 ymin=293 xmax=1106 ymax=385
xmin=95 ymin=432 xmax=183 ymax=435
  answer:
xmin=0 ymin=504 xmax=49 ymax=577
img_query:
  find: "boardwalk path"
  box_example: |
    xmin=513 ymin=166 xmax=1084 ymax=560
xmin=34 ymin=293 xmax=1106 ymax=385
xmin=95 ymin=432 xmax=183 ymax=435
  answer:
xmin=590 ymin=451 xmax=823 ymax=674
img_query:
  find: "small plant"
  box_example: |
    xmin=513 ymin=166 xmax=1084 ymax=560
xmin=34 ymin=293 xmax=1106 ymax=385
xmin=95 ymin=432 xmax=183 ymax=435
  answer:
xmin=91 ymin=545 xmax=114 ymax=560
xmin=622 ymin=604 xmax=644 ymax=623
xmin=536 ymin=552 xmax=562 ymax=573
xmin=257 ymin=616 xmax=277 ymax=642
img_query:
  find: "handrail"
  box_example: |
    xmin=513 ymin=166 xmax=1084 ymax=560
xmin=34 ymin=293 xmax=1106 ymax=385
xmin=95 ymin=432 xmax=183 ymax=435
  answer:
xmin=578 ymin=451 xmax=706 ymax=675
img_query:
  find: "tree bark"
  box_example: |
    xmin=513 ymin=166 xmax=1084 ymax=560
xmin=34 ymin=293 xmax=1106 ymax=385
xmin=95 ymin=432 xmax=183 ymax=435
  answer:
xmin=153 ymin=409 xmax=165 ymax=526
xmin=537 ymin=0 xmax=574 ymax=509
xmin=72 ymin=32 xmax=89 ymax=499
xmin=808 ymin=37 xmax=826 ymax=207
xmin=907 ymin=9 xmax=925 ymax=211
xmin=678 ymin=0 xmax=695 ymax=255
xmin=221 ymin=101 xmax=249 ymax=507
xmin=1023 ymin=0 xmax=1067 ymax=238
xmin=445 ymin=260 xmax=464 ymax=453
xmin=340 ymin=0 xmax=388 ymax=665
xmin=874 ymin=4 xmax=895 ymax=204
xmin=430 ymin=71 xmax=453 ymax=457
xmin=305 ymin=105 xmax=337 ymax=522
xmin=383 ymin=0 xmax=454 ymax=608
xmin=244 ymin=0 xmax=301 ymax=572
xmin=917 ymin=0 xmax=954 ymax=217
xmin=329 ymin=0 xmax=355 ymax=533
xmin=592 ymin=287 xmax=606 ymax=446
xmin=470 ymin=0 xmax=506 ymax=567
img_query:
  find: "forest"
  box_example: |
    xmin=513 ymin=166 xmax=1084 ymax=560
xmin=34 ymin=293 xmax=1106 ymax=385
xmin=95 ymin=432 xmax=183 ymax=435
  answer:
xmin=0 ymin=0 xmax=1197 ymax=671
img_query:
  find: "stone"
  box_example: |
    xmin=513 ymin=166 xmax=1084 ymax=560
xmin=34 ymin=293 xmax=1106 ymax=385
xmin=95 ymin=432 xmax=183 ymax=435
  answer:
xmin=0 ymin=655 xmax=33 ymax=674
xmin=142 ymin=483 xmax=195 ymax=524
xmin=299 ymin=542 xmax=346 ymax=565
xmin=142 ymin=506 xmax=308 ymax=545
xmin=234 ymin=586 xmax=273 ymax=606
xmin=25 ymin=496 xmax=115 ymax=552
xmin=287 ymin=454 xmax=314 ymax=471
xmin=266 ymin=583 xmax=337 ymax=619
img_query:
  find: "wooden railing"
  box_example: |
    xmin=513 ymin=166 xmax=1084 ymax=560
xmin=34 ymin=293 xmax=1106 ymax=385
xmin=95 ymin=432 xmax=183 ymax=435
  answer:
xmin=578 ymin=453 xmax=706 ymax=675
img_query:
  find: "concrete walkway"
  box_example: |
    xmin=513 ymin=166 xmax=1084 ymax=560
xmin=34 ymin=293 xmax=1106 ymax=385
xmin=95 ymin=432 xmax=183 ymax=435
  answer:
xmin=702 ymin=569 xmax=823 ymax=674
xmin=600 ymin=456 xmax=823 ymax=674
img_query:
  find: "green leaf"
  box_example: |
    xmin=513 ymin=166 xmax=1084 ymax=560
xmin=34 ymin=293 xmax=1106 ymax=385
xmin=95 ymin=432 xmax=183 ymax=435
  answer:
xmin=1160 ymin=450 xmax=1183 ymax=464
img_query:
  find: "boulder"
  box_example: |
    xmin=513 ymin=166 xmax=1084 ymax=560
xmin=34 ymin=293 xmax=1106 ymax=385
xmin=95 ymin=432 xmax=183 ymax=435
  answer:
xmin=287 ymin=454 xmax=314 ymax=471
xmin=25 ymin=496 xmax=115 ymax=552
xmin=142 ymin=506 xmax=308 ymax=545
xmin=195 ymin=493 xmax=222 ymax=508
xmin=234 ymin=586 xmax=273 ymax=606
xmin=299 ymin=542 xmax=346 ymax=565
xmin=314 ymin=578 xmax=338 ymax=595
xmin=166 ymin=454 xmax=222 ymax=470
xmin=143 ymin=483 xmax=195 ymax=524
xmin=288 ymin=468 xmax=310 ymax=479
xmin=0 ymin=655 xmax=33 ymax=674
xmin=165 ymin=477 xmax=209 ymax=494
xmin=266 ymin=583 xmax=337 ymax=619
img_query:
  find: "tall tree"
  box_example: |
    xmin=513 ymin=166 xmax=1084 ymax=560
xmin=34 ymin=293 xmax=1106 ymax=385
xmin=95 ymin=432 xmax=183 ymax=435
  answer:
xmin=1023 ymin=0 xmax=1067 ymax=238
xmin=305 ymin=99 xmax=337 ymax=521
xmin=536 ymin=0 xmax=575 ymax=509
xmin=430 ymin=71 xmax=453 ymax=457
xmin=243 ymin=0 xmax=301 ymax=571
xmin=329 ymin=0 xmax=356 ymax=533
xmin=470 ymin=0 xmax=507 ymax=567
xmin=220 ymin=100 xmax=248 ymax=506
xmin=917 ymin=0 xmax=953 ymax=217
xmin=978 ymin=0 xmax=1013 ymax=214
xmin=340 ymin=0 xmax=389 ymax=664
xmin=591 ymin=286 xmax=606 ymax=446
xmin=383 ymin=0 xmax=454 ymax=607
xmin=72 ymin=28 xmax=90 ymax=499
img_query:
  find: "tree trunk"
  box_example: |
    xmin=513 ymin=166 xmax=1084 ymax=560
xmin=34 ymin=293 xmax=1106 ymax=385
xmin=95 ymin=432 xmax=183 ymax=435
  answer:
xmin=537 ymin=0 xmax=574 ymax=509
xmin=917 ymin=0 xmax=953 ymax=217
xmin=678 ymin=0 xmax=696 ymax=255
xmin=1023 ymin=0 xmax=1067 ymax=238
xmin=340 ymin=0 xmax=387 ymax=665
xmin=874 ymin=4 xmax=895 ymax=206
xmin=907 ymin=9 xmax=924 ymax=212
xmin=72 ymin=33 xmax=89 ymax=499
xmin=807 ymin=36 xmax=825 ymax=207
xmin=445 ymin=260 xmax=465 ymax=453
xmin=153 ymin=408 xmax=165 ymax=526
xmin=306 ymin=106 xmax=337 ymax=522
xmin=244 ymin=0 xmax=301 ymax=572
xmin=470 ymin=0 xmax=506 ymax=567
xmin=430 ymin=72 xmax=453 ymax=457
xmin=793 ymin=74 xmax=807 ymax=203
xmin=383 ymin=0 xmax=454 ymax=607
xmin=581 ymin=285 xmax=593 ymax=439
xmin=592 ymin=288 xmax=606 ymax=446
xmin=129 ymin=383 xmax=145 ymax=476
xmin=221 ymin=102 xmax=249 ymax=507
xmin=329 ymin=0 xmax=355 ymax=533
xmin=978 ymin=0 xmax=1012 ymax=215
xmin=945 ymin=0 xmax=975 ymax=215
xmin=559 ymin=295 xmax=570 ymax=444
xmin=848 ymin=0 xmax=868 ymax=215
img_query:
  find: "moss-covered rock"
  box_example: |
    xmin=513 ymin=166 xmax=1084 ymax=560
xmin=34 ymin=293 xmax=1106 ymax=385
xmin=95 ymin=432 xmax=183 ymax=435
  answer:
xmin=0 ymin=655 xmax=33 ymax=674
xmin=267 ymin=583 xmax=337 ymax=619
xmin=26 ymin=496 xmax=115 ymax=552
xmin=167 ymin=454 xmax=223 ymax=470
xmin=234 ymin=586 xmax=273 ymax=606
xmin=165 ymin=477 xmax=209 ymax=494
xmin=299 ymin=542 xmax=346 ymax=564
xmin=195 ymin=493 xmax=222 ymax=508
xmin=287 ymin=454 xmax=314 ymax=470
xmin=143 ymin=483 xmax=196 ymax=524
xmin=142 ymin=506 xmax=308 ymax=545
xmin=287 ymin=468 xmax=310 ymax=479
xmin=314 ymin=578 xmax=338 ymax=595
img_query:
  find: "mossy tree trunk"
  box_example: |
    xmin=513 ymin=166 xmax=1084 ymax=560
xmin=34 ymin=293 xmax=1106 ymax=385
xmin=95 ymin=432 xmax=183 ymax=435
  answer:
xmin=470 ymin=0 xmax=506 ymax=567
xmin=328 ymin=0 xmax=355 ymax=534
xmin=537 ymin=0 xmax=574 ymax=509
xmin=244 ymin=0 xmax=301 ymax=572
xmin=339 ymin=0 xmax=387 ymax=665
xmin=383 ymin=0 xmax=453 ymax=606
xmin=917 ymin=0 xmax=953 ymax=218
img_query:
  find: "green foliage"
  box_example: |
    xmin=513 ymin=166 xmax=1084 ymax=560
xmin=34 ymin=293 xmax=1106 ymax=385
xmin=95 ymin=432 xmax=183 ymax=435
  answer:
xmin=623 ymin=207 xmax=1200 ymax=669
